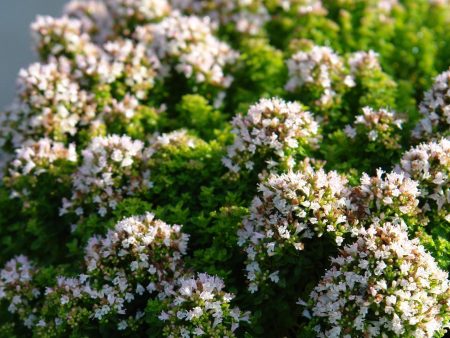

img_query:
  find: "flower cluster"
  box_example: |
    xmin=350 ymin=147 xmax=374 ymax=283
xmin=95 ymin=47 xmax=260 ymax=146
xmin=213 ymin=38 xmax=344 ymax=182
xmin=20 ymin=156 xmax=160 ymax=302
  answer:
xmin=414 ymin=70 xmax=450 ymax=140
xmin=135 ymin=12 xmax=239 ymax=89
xmin=34 ymin=275 xmax=94 ymax=333
xmin=0 ymin=59 xmax=97 ymax=147
xmin=31 ymin=15 xmax=98 ymax=60
xmin=0 ymin=256 xmax=40 ymax=326
xmin=306 ymin=218 xmax=450 ymax=338
xmin=159 ymin=273 xmax=250 ymax=337
xmin=172 ymin=0 xmax=270 ymax=35
xmin=36 ymin=213 xmax=189 ymax=333
xmin=60 ymin=135 xmax=151 ymax=218
xmin=147 ymin=129 xmax=198 ymax=155
xmin=69 ymin=39 xmax=162 ymax=110
xmin=102 ymin=93 xmax=141 ymax=124
xmin=350 ymin=169 xmax=421 ymax=222
xmin=348 ymin=50 xmax=381 ymax=74
xmin=101 ymin=39 xmax=161 ymax=100
xmin=223 ymin=97 xmax=320 ymax=173
xmin=3 ymin=18 xmax=165 ymax=151
xmin=7 ymin=139 xmax=77 ymax=178
xmin=85 ymin=212 xmax=188 ymax=283
xmin=282 ymin=0 xmax=326 ymax=15
xmin=238 ymin=166 xmax=351 ymax=292
xmin=377 ymin=0 xmax=399 ymax=13
xmin=5 ymin=139 xmax=76 ymax=200
xmin=396 ymin=138 xmax=450 ymax=222
xmin=104 ymin=0 xmax=170 ymax=32
xmin=63 ymin=0 xmax=112 ymax=42
xmin=344 ymin=106 xmax=403 ymax=150
xmin=285 ymin=46 xmax=354 ymax=108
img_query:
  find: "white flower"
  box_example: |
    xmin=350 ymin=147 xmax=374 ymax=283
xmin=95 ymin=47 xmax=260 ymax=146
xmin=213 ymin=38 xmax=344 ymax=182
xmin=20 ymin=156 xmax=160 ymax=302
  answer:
xmin=0 ymin=256 xmax=39 ymax=321
xmin=285 ymin=46 xmax=350 ymax=107
xmin=223 ymin=97 xmax=320 ymax=173
xmin=414 ymin=70 xmax=450 ymax=139
xmin=239 ymin=164 xmax=352 ymax=289
xmin=345 ymin=107 xmax=403 ymax=150
xmin=344 ymin=125 xmax=357 ymax=139
xmin=31 ymin=15 xmax=98 ymax=59
xmin=63 ymin=0 xmax=111 ymax=42
xmin=172 ymin=0 xmax=270 ymax=35
xmin=135 ymin=12 xmax=239 ymax=89
xmin=0 ymin=59 xmax=97 ymax=147
xmin=396 ymin=138 xmax=449 ymax=219
xmin=351 ymin=169 xmax=420 ymax=220
xmin=308 ymin=218 xmax=450 ymax=338
xmin=348 ymin=50 xmax=381 ymax=73
xmin=159 ymin=273 xmax=249 ymax=336
xmin=63 ymin=135 xmax=151 ymax=218
xmin=118 ymin=320 xmax=128 ymax=330
xmin=5 ymin=138 xmax=77 ymax=200
xmin=104 ymin=0 xmax=170 ymax=27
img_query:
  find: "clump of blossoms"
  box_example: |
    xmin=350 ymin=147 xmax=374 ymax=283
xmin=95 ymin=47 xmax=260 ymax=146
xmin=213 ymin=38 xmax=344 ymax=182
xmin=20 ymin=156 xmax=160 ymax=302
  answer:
xmin=414 ymin=69 xmax=450 ymax=140
xmin=350 ymin=169 xmax=421 ymax=223
xmin=146 ymin=129 xmax=199 ymax=155
xmin=101 ymin=39 xmax=161 ymax=100
xmin=84 ymin=213 xmax=189 ymax=322
xmin=275 ymin=0 xmax=326 ymax=15
xmin=305 ymin=217 xmax=450 ymax=338
xmin=85 ymin=212 xmax=188 ymax=284
xmin=0 ymin=58 xmax=96 ymax=147
xmin=101 ymin=93 xmax=141 ymax=126
xmin=31 ymin=13 xmax=161 ymax=103
xmin=5 ymin=138 xmax=77 ymax=200
xmin=396 ymin=138 xmax=450 ymax=222
xmin=238 ymin=165 xmax=352 ymax=292
xmin=348 ymin=50 xmax=381 ymax=75
xmin=60 ymin=135 xmax=152 ymax=218
xmin=0 ymin=256 xmax=40 ymax=327
xmin=34 ymin=275 xmax=93 ymax=335
xmin=36 ymin=213 xmax=189 ymax=334
xmin=72 ymin=38 xmax=161 ymax=103
xmin=135 ymin=12 xmax=239 ymax=90
xmin=374 ymin=0 xmax=399 ymax=21
xmin=104 ymin=0 xmax=171 ymax=33
xmin=343 ymin=106 xmax=404 ymax=150
xmin=222 ymin=97 xmax=320 ymax=173
xmin=158 ymin=273 xmax=250 ymax=337
xmin=7 ymin=139 xmax=76 ymax=179
xmin=172 ymin=0 xmax=270 ymax=35
xmin=285 ymin=46 xmax=354 ymax=109
xmin=31 ymin=15 xmax=98 ymax=60
xmin=63 ymin=0 xmax=112 ymax=42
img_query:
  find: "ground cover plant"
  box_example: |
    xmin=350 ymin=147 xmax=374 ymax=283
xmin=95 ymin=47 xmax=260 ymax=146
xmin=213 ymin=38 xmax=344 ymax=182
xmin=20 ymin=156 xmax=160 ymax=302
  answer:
xmin=0 ymin=0 xmax=449 ymax=337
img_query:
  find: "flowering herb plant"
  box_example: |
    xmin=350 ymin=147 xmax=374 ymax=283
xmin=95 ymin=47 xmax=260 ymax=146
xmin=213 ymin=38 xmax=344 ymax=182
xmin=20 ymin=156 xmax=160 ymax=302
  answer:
xmin=0 ymin=0 xmax=450 ymax=337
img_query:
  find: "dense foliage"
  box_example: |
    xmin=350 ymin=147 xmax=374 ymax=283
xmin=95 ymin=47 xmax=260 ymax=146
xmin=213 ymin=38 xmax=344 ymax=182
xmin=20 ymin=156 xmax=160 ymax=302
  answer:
xmin=0 ymin=0 xmax=449 ymax=337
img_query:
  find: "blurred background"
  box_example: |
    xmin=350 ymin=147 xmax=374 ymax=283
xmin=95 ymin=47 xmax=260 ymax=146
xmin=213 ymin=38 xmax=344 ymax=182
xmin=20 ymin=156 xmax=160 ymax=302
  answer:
xmin=0 ymin=0 xmax=67 ymax=108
